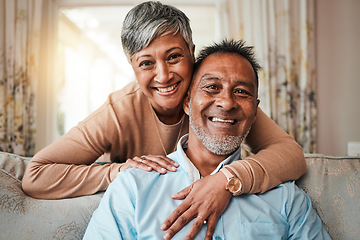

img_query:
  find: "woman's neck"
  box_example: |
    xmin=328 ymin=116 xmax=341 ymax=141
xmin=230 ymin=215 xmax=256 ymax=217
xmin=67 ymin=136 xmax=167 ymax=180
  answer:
xmin=151 ymin=103 xmax=185 ymax=125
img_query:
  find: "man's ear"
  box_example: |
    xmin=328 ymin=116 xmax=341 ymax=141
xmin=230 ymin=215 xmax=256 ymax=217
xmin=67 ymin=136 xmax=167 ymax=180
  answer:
xmin=183 ymin=91 xmax=191 ymax=116
xmin=253 ymin=99 xmax=260 ymax=123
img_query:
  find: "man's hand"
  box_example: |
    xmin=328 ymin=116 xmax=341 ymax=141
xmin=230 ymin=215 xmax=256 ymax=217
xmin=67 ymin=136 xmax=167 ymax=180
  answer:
xmin=161 ymin=172 xmax=232 ymax=240
xmin=121 ymin=155 xmax=179 ymax=174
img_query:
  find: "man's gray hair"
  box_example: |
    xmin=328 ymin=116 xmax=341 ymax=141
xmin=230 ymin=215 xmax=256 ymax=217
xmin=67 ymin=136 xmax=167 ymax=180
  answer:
xmin=121 ymin=1 xmax=194 ymax=59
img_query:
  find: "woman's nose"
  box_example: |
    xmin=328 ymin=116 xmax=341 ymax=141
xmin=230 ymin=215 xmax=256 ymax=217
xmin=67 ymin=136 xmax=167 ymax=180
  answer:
xmin=154 ymin=63 xmax=173 ymax=83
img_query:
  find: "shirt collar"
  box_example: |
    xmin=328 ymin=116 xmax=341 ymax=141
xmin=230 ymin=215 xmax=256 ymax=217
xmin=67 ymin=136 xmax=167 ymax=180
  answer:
xmin=173 ymin=134 xmax=241 ymax=182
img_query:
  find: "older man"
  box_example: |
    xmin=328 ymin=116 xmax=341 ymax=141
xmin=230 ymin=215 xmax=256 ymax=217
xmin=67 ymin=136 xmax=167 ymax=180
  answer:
xmin=84 ymin=40 xmax=330 ymax=240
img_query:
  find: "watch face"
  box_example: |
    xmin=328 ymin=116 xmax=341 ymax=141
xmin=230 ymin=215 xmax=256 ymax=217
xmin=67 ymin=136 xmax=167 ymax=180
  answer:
xmin=228 ymin=178 xmax=242 ymax=193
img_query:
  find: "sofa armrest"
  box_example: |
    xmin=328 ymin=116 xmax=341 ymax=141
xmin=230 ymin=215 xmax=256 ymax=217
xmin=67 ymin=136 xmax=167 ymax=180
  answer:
xmin=296 ymin=154 xmax=360 ymax=240
xmin=0 ymin=151 xmax=102 ymax=239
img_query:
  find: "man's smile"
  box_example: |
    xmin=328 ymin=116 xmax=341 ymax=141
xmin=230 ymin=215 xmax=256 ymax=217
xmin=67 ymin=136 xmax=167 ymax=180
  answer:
xmin=209 ymin=116 xmax=236 ymax=125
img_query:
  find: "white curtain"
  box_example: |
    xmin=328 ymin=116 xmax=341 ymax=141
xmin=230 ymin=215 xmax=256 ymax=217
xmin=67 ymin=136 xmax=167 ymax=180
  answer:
xmin=0 ymin=0 xmax=43 ymax=156
xmin=216 ymin=0 xmax=317 ymax=153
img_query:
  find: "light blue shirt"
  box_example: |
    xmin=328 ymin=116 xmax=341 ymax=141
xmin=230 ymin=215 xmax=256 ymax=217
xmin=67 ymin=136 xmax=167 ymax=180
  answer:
xmin=84 ymin=135 xmax=331 ymax=240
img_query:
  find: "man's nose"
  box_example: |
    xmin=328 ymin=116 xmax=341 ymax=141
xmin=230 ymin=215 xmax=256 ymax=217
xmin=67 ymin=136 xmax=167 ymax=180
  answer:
xmin=154 ymin=63 xmax=173 ymax=83
xmin=216 ymin=91 xmax=237 ymax=111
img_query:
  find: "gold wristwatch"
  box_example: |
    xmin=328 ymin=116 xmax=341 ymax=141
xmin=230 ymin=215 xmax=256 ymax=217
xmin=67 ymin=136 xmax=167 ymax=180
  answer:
xmin=220 ymin=167 xmax=242 ymax=196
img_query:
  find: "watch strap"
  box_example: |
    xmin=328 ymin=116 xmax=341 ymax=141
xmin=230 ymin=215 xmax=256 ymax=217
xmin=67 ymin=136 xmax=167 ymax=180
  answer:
xmin=221 ymin=167 xmax=234 ymax=181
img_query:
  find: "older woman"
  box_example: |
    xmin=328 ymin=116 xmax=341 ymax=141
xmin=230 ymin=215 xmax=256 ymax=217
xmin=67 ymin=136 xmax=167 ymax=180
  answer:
xmin=22 ymin=1 xmax=306 ymax=239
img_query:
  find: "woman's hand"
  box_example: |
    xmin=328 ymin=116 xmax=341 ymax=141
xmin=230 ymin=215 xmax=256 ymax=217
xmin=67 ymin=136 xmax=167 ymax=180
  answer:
xmin=121 ymin=155 xmax=179 ymax=174
xmin=161 ymin=172 xmax=232 ymax=240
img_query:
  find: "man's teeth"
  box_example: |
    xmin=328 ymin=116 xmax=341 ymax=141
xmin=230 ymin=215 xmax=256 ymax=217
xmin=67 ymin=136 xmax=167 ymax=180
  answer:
xmin=211 ymin=117 xmax=235 ymax=124
xmin=157 ymin=84 xmax=177 ymax=93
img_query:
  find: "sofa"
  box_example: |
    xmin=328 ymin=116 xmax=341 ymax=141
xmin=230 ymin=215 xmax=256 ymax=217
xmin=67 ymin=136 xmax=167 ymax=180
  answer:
xmin=0 ymin=151 xmax=359 ymax=240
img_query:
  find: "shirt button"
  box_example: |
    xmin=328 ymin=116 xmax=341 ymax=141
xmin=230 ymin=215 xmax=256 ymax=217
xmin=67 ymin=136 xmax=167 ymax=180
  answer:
xmin=215 ymin=237 xmax=222 ymax=240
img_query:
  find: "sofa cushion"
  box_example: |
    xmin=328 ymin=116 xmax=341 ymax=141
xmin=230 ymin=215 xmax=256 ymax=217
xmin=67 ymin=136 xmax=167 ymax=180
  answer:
xmin=0 ymin=151 xmax=102 ymax=239
xmin=1 ymin=151 xmax=359 ymax=239
xmin=296 ymin=154 xmax=360 ymax=240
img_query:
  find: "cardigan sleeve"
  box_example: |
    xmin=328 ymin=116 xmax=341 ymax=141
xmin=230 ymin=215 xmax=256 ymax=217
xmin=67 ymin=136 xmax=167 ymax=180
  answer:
xmin=223 ymin=108 xmax=306 ymax=194
xmin=22 ymin=126 xmax=123 ymax=199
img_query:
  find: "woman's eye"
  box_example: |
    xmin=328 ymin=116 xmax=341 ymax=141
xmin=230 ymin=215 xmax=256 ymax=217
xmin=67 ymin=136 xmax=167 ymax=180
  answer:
xmin=168 ymin=53 xmax=182 ymax=62
xmin=139 ymin=61 xmax=153 ymax=69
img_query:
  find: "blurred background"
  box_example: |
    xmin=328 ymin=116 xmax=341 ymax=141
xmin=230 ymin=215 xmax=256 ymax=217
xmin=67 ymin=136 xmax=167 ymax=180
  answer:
xmin=1 ymin=0 xmax=359 ymax=157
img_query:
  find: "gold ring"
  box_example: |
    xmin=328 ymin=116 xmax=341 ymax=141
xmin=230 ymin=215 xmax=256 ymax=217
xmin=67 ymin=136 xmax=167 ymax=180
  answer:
xmin=197 ymin=216 xmax=207 ymax=224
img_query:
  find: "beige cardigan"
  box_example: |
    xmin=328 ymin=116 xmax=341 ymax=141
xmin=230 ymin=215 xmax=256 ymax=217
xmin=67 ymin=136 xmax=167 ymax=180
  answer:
xmin=22 ymin=82 xmax=306 ymax=199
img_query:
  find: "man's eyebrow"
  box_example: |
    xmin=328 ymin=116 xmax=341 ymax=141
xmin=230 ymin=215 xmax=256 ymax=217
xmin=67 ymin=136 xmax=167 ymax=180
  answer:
xmin=199 ymin=74 xmax=222 ymax=81
xmin=200 ymin=74 xmax=256 ymax=88
xmin=235 ymin=80 xmax=256 ymax=89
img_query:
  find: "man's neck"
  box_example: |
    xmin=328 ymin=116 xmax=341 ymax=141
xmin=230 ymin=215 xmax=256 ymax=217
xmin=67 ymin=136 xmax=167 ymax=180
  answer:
xmin=185 ymin=136 xmax=231 ymax=177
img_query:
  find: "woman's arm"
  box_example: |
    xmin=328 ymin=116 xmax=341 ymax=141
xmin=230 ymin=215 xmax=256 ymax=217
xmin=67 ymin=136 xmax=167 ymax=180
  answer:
xmin=22 ymin=84 xmax=180 ymax=199
xmin=22 ymin=134 xmax=179 ymax=199
xmin=22 ymin=129 xmax=122 ymax=199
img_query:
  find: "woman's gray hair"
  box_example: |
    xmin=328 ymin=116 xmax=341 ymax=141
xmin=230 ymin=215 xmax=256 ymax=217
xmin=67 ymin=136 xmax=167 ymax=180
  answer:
xmin=121 ymin=1 xmax=194 ymax=60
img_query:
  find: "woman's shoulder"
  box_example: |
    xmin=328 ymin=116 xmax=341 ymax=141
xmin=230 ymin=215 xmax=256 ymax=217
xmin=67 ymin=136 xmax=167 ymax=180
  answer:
xmin=107 ymin=81 xmax=150 ymax=115
xmin=79 ymin=81 xmax=147 ymax=125
xmin=109 ymin=81 xmax=142 ymax=102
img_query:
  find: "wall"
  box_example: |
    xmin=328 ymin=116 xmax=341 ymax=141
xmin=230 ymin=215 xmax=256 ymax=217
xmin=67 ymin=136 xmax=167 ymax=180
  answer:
xmin=316 ymin=0 xmax=360 ymax=155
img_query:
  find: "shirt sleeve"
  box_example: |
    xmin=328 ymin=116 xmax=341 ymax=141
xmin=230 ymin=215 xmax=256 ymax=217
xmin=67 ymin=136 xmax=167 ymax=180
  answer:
xmin=83 ymin=172 xmax=137 ymax=240
xmin=286 ymin=183 xmax=331 ymax=239
xmin=224 ymin=107 xmax=307 ymax=194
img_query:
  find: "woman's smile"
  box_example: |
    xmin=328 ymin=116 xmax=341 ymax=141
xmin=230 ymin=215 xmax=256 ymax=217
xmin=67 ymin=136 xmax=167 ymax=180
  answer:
xmin=152 ymin=82 xmax=180 ymax=95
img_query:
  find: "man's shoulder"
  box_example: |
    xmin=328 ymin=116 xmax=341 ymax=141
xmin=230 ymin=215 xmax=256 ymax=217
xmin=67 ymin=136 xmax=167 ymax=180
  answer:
xmin=116 ymin=167 xmax=160 ymax=183
xmin=264 ymin=181 xmax=303 ymax=197
xmin=111 ymin=165 xmax=187 ymax=201
xmin=254 ymin=181 xmax=304 ymax=204
xmin=114 ymin=167 xmax=174 ymax=187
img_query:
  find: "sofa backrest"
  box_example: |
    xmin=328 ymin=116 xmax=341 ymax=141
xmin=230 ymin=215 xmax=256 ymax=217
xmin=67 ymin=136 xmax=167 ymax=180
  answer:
xmin=1 ymin=151 xmax=359 ymax=239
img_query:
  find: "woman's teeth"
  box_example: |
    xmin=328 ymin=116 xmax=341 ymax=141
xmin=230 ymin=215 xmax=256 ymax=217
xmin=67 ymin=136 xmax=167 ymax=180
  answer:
xmin=156 ymin=84 xmax=177 ymax=93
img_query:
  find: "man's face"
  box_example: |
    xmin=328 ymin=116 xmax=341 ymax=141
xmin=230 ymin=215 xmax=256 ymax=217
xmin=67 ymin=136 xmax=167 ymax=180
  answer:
xmin=184 ymin=52 xmax=260 ymax=156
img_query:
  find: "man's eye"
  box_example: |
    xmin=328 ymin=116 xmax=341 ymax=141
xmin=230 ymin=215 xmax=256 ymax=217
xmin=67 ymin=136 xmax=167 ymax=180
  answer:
xmin=205 ymin=85 xmax=219 ymax=91
xmin=235 ymin=89 xmax=252 ymax=97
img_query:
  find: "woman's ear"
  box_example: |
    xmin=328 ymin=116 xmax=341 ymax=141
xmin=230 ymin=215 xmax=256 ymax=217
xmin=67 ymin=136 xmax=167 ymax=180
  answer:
xmin=183 ymin=91 xmax=191 ymax=116
xmin=191 ymin=45 xmax=196 ymax=62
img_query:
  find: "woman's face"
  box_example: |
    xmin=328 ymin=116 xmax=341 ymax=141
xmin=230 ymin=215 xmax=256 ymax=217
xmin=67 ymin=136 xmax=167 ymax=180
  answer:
xmin=130 ymin=33 xmax=194 ymax=114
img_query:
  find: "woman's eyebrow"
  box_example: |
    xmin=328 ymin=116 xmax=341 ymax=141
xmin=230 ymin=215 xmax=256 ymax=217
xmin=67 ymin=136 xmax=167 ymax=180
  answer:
xmin=134 ymin=54 xmax=151 ymax=62
xmin=165 ymin=47 xmax=183 ymax=54
xmin=134 ymin=47 xmax=184 ymax=62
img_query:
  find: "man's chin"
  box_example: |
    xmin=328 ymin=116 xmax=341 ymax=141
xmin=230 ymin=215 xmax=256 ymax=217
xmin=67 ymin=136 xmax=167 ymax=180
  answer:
xmin=201 ymin=134 xmax=244 ymax=156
